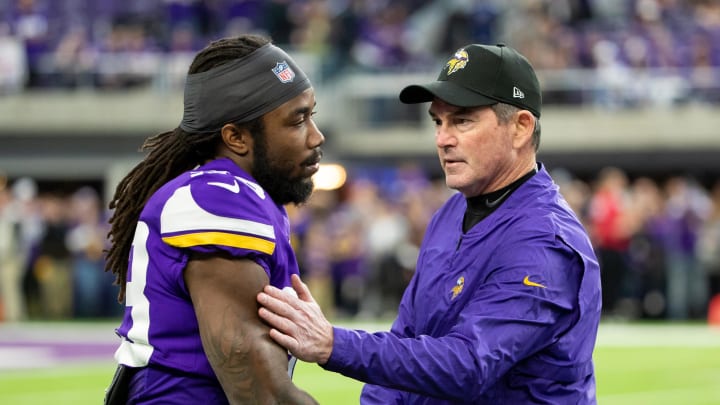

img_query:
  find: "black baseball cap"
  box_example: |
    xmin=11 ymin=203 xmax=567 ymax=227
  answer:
xmin=399 ymin=44 xmax=541 ymax=117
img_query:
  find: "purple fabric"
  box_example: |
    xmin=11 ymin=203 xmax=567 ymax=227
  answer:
xmin=112 ymin=157 xmax=300 ymax=399
xmin=323 ymin=164 xmax=602 ymax=404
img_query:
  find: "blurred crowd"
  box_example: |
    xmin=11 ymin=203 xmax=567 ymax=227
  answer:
xmin=1 ymin=165 xmax=719 ymax=322
xmin=0 ymin=178 xmax=120 ymax=321
xmin=2 ymin=0 xmax=720 ymax=323
xmin=2 ymin=0 xmax=720 ymax=105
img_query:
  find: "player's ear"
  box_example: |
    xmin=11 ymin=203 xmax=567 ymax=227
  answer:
xmin=220 ymin=123 xmax=251 ymax=156
xmin=512 ymin=110 xmax=535 ymax=149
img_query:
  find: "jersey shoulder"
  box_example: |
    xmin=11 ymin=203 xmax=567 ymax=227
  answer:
xmin=158 ymin=168 xmax=278 ymax=255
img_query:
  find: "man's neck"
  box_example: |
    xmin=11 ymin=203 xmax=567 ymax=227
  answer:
xmin=462 ymin=165 xmax=538 ymax=232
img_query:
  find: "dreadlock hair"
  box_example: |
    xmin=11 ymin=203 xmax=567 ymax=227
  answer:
xmin=105 ymin=34 xmax=271 ymax=302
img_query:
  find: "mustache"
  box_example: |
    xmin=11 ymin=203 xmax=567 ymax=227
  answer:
xmin=301 ymin=149 xmax=323 ymax=166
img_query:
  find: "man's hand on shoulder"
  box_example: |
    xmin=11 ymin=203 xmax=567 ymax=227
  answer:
xmin=257 ymin=274 xmax=334 ymax=365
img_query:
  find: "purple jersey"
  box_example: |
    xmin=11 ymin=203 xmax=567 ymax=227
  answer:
xmin=323 ymin=164 xmax=602 ymax=404
xmin=113 ymin=158 xmax=298 ymax=401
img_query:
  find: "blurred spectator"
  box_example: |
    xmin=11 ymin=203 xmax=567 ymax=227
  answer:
xmin=0 ymin=22 xmax=26 ymax=92
xmin=558 ymin=176 xmax=593 ymax=229
xmin=289 ymin=190 xmax=336 ymax=317
xmin=352 ymin=2 xmax=412 ymax=71
xmin=95 ymin=15 xmax=160 ymax=89
xmin=357 ymin=181 xmax=410 ymax=318
xmin=686 ymin=30 xmax=720 ymax=103
xmin=292 ymin=0 xmax=328 ymax=50
xmin=51 ymin=27 xmax=95 ymax=88
xmin=627 ymin=176 xmax=669 ymax=318
xmin=321 ymin=0 xmax=362 ymax=80
xmin=327 ymin=188 xmax=368 ymax=318
xmin=661 ymin=176 xmax=711 ymax=319
xmin=10 ymin=0 xmax=49 ymax=88
xmin=24 ymin=193 xmax=72 ymax=319
xmin=4 ymin=177 xmax=43 ymax=321
xmin=66 ymin=187 xmax=120 ymax=318
xmin=698 ymin=179 xmax=720 ymax=300
xmin=262 ymin=0 xmax=294 ymax=45
xmin=588 ymin=167 xmax=636 ymax=317
xmin=163 ymin=0 xmax=207 ymax=38
xmin=0 ymin=177 xmax=22 ymax=321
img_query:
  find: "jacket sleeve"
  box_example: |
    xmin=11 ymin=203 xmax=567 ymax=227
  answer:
xmin=359 ymin=385 xmax=406 ymax=405
xmin=356 ymin=270 xmax=420 ymax=404
xmin=322 ymin=242 xmax=581 ymax=402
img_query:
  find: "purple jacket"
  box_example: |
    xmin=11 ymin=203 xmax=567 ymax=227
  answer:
xmin=323 ymin=164 xmax=601 ymax=404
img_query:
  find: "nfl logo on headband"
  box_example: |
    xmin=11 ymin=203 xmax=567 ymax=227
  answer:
xmin=272 ymin=61 xmax=295 ymax=83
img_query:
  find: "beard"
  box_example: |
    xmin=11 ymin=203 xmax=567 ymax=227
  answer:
xmin=250 ymin=128 xmax=315 ymax=206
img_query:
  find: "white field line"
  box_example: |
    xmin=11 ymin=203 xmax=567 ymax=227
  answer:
xmin=0 ymin=322 xmax=119 ymax=344
xmin=1 ymin=321 xmax=719 ymax=347
xmin=0 ymin=347 xmax=59 ymax=369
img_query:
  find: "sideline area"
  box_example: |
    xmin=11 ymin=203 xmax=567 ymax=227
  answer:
xmin=1 ymin=321 xmax=719 ymax=404
xmin=1 ymin=320 xmax=719 ymax=371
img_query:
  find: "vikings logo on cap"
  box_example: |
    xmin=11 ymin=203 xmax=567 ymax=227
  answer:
xmin=445 ymin=49 xmax=469 ymax=75
xmin=272 ymin=61 xmax=295 ymax=83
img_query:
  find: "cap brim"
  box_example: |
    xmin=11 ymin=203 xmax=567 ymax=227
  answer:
xmin=399 ymin=80 xmax=498 ymax=107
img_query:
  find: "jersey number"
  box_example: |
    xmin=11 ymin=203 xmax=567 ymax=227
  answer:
xmin=116 ymin=221 xmax=154 ymax=366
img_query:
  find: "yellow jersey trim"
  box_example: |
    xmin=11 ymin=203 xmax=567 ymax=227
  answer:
xmin=163 ymin=232 xmax=276 ymax=255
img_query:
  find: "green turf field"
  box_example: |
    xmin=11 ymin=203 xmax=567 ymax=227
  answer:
xmin=1 ymin=323 xmax=718 ymax=404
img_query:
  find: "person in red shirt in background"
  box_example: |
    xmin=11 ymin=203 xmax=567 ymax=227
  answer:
xmin=588 ymin=167 xmax=636 ymax=317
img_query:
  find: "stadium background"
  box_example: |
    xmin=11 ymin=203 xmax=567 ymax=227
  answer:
xmin=0 ymin=0 xmax=720 ymax=402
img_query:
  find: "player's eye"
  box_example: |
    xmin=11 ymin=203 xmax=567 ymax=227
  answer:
xmin=295 ymin=111 xmax=317 ymax=126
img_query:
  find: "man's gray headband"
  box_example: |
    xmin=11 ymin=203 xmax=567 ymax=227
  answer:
xmin=180 ymin=43 xmax=311 ymax=133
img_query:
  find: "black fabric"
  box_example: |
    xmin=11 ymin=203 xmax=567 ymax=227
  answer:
xmin=104 ymin=364 xmax=139 ymax=405
xmin=180 ymin=43 xmax=311 ymax=133
xmin=462 ymin=167 xmax=538 ymax=233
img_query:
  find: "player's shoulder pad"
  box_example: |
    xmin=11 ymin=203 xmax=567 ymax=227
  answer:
xmin=188 ymin=169 xmax=266 ymax=200
xmin=159 ymin=169 xmax=275 ymax=238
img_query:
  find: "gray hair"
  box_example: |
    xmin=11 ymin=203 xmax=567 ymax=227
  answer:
xmin=490 ymin=103 xmax=541 ymax=151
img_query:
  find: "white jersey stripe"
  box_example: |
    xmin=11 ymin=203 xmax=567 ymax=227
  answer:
xmin=161 ymin=185 xmax=275 ymax=240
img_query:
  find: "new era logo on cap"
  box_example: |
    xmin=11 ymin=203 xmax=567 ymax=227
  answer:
xmin=513 ymin=86 xmax=525 ymax=99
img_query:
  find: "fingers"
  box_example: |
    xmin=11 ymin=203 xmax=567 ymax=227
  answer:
xmin=291 ymin=274 xmax=315 ymax=303
xmin=257 ymin=290 xmax=298 ymax=320
xmin=262 ymin=284 xmax=288 ymax=300
xmin=259 ymin=304 xmax=313 ymax=363
xmin=258 ymin=281 xmax=334 ymax=365
xmin=258 ymin=303 xmax=302 ymax=356
xmin=267 ymin=328 xmax=299 ymax=355
xmin=258 ymin=306 xmax=292 ymax=333
xmin=261 ymin=275 xmax=315 ymax=309
xmin=261 ymin=284 xmax=303 ymax=312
